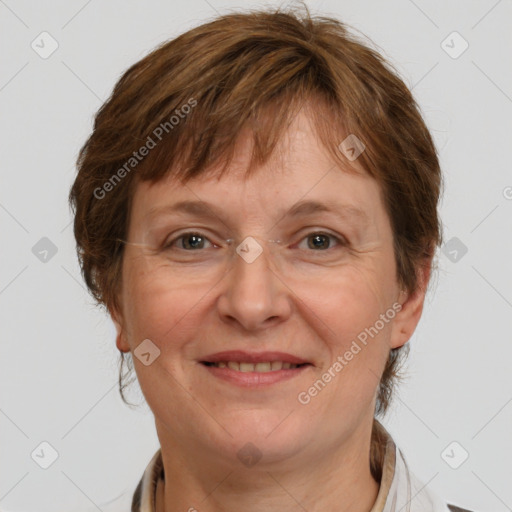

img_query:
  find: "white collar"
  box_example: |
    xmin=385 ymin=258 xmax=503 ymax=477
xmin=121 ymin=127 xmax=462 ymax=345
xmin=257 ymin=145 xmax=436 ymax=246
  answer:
xmin=370 ymin=426 xmax=452 ymax=512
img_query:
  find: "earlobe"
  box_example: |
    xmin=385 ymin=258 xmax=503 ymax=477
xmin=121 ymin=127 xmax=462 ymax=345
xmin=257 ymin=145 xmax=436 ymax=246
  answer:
xmin=389 ymin=260 xmax=432 ymax=350
xmin=109 ymin=306 xmax=130 ymax=353
xmin=115 ymin=326 xmax=131 ymax=354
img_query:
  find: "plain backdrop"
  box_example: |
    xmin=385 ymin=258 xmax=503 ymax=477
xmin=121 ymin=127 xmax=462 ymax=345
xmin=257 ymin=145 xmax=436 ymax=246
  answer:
xmin=1 ymin=0 xmax=511 ymax=510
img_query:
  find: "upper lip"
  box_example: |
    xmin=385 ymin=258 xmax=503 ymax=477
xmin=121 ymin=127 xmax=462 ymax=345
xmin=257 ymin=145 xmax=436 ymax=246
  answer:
xmin=200 ymin=350 xmax=310 ymax=365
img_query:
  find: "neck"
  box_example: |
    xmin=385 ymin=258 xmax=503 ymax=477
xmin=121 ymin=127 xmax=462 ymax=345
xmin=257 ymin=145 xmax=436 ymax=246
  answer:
xmin=155 ymin=420 xmax=381 ymax=512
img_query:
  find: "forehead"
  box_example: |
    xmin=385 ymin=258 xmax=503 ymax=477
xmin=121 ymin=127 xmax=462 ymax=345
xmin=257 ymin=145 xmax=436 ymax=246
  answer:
xmin=129 ymin=108 xmax=384 ymax=229
xmin=139 ymin=108 xmax=370 ymax=189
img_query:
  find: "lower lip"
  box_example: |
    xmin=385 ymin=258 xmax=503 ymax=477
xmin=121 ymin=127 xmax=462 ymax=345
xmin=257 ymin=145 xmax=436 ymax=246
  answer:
xmin=200 ymin=363 xmax=312 ymax=387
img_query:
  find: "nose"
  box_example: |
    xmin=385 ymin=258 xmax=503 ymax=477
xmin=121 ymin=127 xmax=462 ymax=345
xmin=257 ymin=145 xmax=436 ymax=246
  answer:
xmin=216 ymin=237 xmax=291 ymax=331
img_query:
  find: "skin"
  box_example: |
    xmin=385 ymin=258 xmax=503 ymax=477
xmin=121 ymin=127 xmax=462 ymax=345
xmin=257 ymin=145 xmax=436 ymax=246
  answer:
xmin=112 ymin=106 xmax=431 ymax=512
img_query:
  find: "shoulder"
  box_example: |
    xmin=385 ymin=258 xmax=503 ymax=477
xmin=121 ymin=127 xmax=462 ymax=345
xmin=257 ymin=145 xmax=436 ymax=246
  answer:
xmin=394 ymin=446 xmax=476 ymax=512
xmin=131 ymin=477 xmax=142 ymax=512
xmin=447 ymin=505 xmax=477 ymax=512
xmin=131 ymin=448 xmax=163 ymax=512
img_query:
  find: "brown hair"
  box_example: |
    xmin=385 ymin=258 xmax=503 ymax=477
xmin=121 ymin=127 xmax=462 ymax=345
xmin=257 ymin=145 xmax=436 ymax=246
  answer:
xmin=69 ymin=3 xmax=442 ymax=452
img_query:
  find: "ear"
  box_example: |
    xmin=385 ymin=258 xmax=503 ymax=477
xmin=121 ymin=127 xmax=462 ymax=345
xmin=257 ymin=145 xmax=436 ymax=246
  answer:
xmin=389 ymin=257 xmax=432 ymax=350
xmin=109 ymin=303 xmax=130 ymax=353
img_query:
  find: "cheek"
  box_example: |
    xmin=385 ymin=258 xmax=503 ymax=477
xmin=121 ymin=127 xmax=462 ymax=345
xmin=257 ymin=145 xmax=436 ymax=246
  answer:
xmin=295 ymin=263 xmax=393 ymax=396
xmin=120 ymin=268 xmax=204 ymax=413
xmin=300 ymin=260 xmax=393 ymax=338
xmin=121 ymin=262 xmax=208 ymax=345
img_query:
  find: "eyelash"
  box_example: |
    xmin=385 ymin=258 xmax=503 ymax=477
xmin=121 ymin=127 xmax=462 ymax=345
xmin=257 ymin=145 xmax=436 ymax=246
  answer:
xmin=163 ymin=230 xmax=347 ymax=252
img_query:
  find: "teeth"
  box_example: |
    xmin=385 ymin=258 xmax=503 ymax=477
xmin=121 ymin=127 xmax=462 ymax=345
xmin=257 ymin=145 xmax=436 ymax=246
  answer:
xmin=239 ymin=362 xmax=254 ymax=373
xmin=255 ymin=362 xmax=271 ymax=372
xmin=210 ymin=361 xmax=301 ymax=372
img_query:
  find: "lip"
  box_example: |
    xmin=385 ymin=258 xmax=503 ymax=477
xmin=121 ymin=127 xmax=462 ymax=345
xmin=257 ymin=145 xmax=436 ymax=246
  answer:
xmin=200 ymin=350 xmax=310 ymax=365
xmin=199 ymin=351 xmax=312 ymax=388
xmin=200 ymin=361 xmax=311 ymax=387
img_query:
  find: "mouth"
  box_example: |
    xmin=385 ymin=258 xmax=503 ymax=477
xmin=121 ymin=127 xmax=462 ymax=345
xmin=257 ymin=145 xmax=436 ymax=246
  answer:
xmin=199 ymin=351 xmax=313 ymax=387
xmin=201 ymin=361 xmax=310 ymax=372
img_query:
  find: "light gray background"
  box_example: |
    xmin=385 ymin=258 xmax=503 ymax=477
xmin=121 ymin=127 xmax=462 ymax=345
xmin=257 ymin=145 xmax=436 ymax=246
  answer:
xmin=1 ymin=0 xmax=511 ymax=510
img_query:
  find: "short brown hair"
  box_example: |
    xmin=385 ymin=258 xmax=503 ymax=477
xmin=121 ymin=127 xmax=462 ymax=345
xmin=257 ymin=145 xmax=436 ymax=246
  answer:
xmin=69 ymin=4 xmax=442 ymax=427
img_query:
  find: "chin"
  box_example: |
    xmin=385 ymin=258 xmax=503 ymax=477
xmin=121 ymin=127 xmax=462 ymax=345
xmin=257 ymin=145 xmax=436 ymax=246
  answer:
xmin=224 ymin=411 xmax=310 ymax=451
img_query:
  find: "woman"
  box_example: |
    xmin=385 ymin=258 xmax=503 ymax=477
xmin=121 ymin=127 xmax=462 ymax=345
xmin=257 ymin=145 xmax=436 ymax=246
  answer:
xmin=69 ymin=4 xmax=474 ymax=512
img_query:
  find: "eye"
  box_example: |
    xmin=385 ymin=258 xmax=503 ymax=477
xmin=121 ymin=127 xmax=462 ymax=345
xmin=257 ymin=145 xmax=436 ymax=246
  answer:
xmin=164 ymin=232 xmax=214 ymax=250
xmin=162 ymin=230 xmax=346 ymax=253
xmin=297 ymin=232 xmax=346 ymax=251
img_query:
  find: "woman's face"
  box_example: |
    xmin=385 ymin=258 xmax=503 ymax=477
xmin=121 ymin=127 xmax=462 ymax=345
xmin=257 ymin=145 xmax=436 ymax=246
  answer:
xmin=113 ymin=109 xmax=424 ymax=467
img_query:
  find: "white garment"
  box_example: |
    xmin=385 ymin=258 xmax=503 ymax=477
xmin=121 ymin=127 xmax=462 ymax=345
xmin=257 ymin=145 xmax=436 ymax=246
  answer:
xmin=371 ymin=435 xmax=452 ymax=511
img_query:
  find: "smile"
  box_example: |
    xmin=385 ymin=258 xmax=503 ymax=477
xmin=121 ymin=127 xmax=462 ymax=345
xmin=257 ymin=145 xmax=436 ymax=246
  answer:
xmin=202 ymin=361 xmax=307 ymax=372
xmin=200 ymin=360 xmax=312 ymax=387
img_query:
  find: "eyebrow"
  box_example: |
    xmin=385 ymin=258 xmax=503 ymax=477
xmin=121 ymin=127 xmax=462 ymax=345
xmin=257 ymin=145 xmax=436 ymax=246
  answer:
xmin=145 ymin=199 xmax=368 ymax=225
